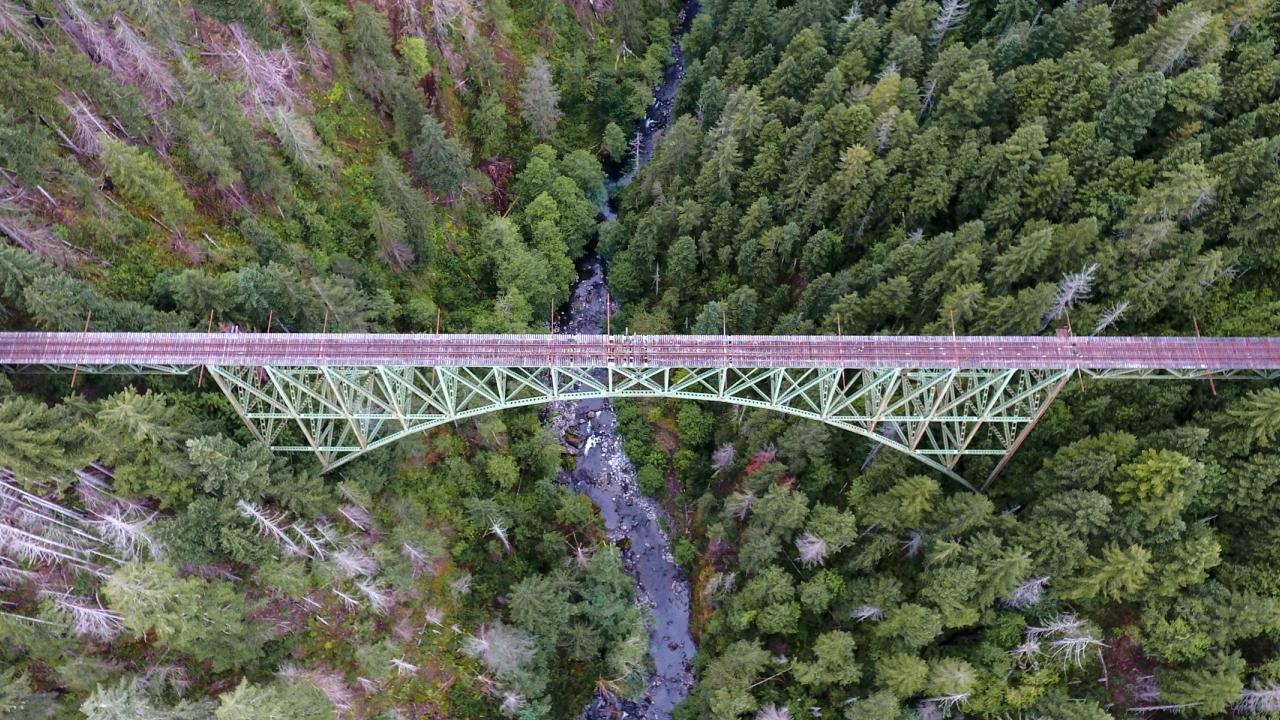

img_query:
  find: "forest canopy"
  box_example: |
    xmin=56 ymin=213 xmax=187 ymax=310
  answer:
xmin=1 ymin=0 xmax=1280 ymax=718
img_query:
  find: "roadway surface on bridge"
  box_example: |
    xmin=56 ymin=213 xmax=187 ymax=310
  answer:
xmin=2 ymin=332 xmax=1279 ymax=370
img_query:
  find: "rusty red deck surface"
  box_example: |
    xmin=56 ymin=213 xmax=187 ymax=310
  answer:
xmin=2 ymin=332 xmax=1279 ymax=370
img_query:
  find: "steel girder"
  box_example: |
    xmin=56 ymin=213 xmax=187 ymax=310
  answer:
xmin=197 ymin=364 xmax=1082 ymax=490
xmin=0 ymin=363 xmax=196 ymax=375
xmin=8 ymin=361 xmax=1276 ymax=488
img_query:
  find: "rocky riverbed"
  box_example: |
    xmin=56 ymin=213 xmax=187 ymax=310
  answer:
xmin=548 ymin=2 xmax=702 ymax=716
xmin=549 ymin=257 xmax=697 ymax=719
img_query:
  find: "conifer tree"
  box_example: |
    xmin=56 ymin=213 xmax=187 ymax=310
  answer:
xmin=520 ymin=55 xmax=562 ymax=141
xmin=411 ymin=115 xmax=470 ymax=196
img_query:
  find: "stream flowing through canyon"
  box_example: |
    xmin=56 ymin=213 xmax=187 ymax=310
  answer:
xmin=548 ymin=3 xmax=701 ymax=717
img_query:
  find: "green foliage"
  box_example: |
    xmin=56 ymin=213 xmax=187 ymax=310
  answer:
xmin=1158 ymin=652 xmax=1246 ymax=717
xmin=213 ymin=679 xmax=334 ymax=720
xmin=6 ymin=1 xmax=1280 ymax=718
xmin=604 ymin=122 xmax=627 ymax=162
xmin=1111 ymin=448 xmax=1199 ymax=529
xmin=0 ymin=669 xmax=57 ymax=719
xmin=80 ymin=679 xmax=212 ymax=720
xmin=520 ymin=55 xmax=562 ymax=141
xmin=194 ymin=0 xmax=277 ymax=44
xmin=397 ymin=37 xmax=431 ymax=81
xmin=411 ymin=115 xmax=470 ymax=195
xmin=637 ymin=464 xmax=665 ymax=496
xmin=0 ymin=397 xmax=82 ymax=483
xmin=470 ymin=94 xmax=511 ymax=157
xmin=100 ymin=139 xmax=194 ymax=227
xmin=793 ymin=630 xmax=860 ymax=689
xmin=105 ymin=562 xmax=263 ymax=672
xmin=0 ymin=0 xmax=674 ymax=716
xmin=927 ymin=657 xmax=977 ymax=697
xmin=875 ymin=653 xmax=928 ymax=697
xmin=1229 ymin=387 xmax=1280 ymax=446
xmin=1067 ymin=543 xmax=1153 ymax=601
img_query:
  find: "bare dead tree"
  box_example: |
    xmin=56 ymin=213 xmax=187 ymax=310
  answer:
xmin=337 ymin=504 xmax=372 ymax=532
xmin=451 ymin=573 xmax=473 ymax=596
xmin=401 ymin=542 xmax=430 ymax=576
xmin=1048 ymin=634 xmax=1105 ymax=668
xmin=60 ymin=1 xmax=128 ymax=77
xmin=724 ymin=491 xmax=754 ymax=521
xmin=237 ymin=500 xmax=303 ymax=556
xmin=919 ymin=78 xmax=939 ymax=118
xmin=1026 ymin=613 xmax=1084 ymax=640
xmin=1127 ymin=703 xmax=1202 ymax=713
xmin=874 ymin=110 xmax=896 ymax=154
xmin=852 ymin=605 xmax=884 ymax=622
xmin=500 ymin=692 xmax=525 ymax=716
xmin=0 ymin=204 xmax=70 ymax=263
xmin=900 ymin=529 xmax=923 ymax=559
xmin=1003 ymin=576 xmax=1049 ymax=609
xmin=704 ymin=571 xmax=736 ymax=600
xmin=287 ymin=0 xmax=334 ymax=71
xmin=1042 ymin=263 xmax=1098 ymax=329
xmin=568 ymin=542 xmax=593 ymax=569
xmin=60 ymin=95 xmax=111 ymax=156
xmin=0 ymin=0 xmax=36 ymax=50
xmin=1090 ymin=300 xmax=1130 ymax=336
xmin=389 ymin=657 xmax=419 ymax=676
xmin=46 ymin=591 xmax=123 ymax=641
xmin=314 ymin=519 xmax=342 ymax=546
xmin=379 ymin=240 xmax=415 ymax=273
xmin=795 ymin=532 xmax=829 ymax=568
xmin=141 ymin=664 xmax=191 ymax=696
xmin=279 ymin=664 xmax=354 ymax=712
xmin=463 ymin=622 xmax=536 ymax=680
xmin=332 ymin=547 xmax=378 ymax=579
xmin=1023 ymin=613 xmax=1103 ymax=669
xmin=84 ymin=503 xmax=159 ymax=560
xmin=710 ymin=443 xmax=736 ymax=475
xmin=290 ymin=522 xmax=328 ymax=559
xmin=930 ymin=0 xmax=968 ymax=48
xmin=921 ymin=694 xmax=969 ymax=715
xmin=0 ymin=556 xmax=34 ymax=588
xmin=331 ymin=588 xmax=360 ymax=609
xmin=755 ymin=705 xmax=792 ymax=720
xmin=111 ymin=16 xmax=177 ymax=101
xmin=0 ymin=520 xmax=108 ymax=575
xmin=1235 ymin=684 xmax=1280 ymax=715
xmin=267 ymin=106 xmax=336 ymax=173
xmin=223 ymin=24 xmax=301 ymax=113
xmin=1147 ymin=10 xmax=1215 ymax=75
xmin=1011 ymin=638 xmax=1040 ymax=669
xmin=356 ymin=580 xmax=392 ymax=614
xmin=424 ymin=606 xmax=445 ymax=627
xmin=486 ymin=518 xmax=513 ymax=554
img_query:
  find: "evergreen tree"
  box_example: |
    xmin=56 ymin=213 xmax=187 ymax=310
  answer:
xmin=99 ymin=138 xmax=194 ymax=227
xmin=520 ymin=55 xmax=562 ymax=141
xmin=411 ymin=115 xmax=471 ymax=196
xmin=105 ymin=562 xmax=264 ymax=671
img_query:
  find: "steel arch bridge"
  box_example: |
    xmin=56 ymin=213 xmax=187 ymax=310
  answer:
xmin=3 ymin=332 xmax=1279 ymax=491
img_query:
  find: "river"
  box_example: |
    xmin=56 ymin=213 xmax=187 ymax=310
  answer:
xmin=548 ymin=2 xmax=701 ymax=717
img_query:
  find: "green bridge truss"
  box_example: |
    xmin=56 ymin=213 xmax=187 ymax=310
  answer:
xmin=11 ymin=361 xmax=1276 ymax=491
xmin=197 ymin=363 xmax=1267 ymax=491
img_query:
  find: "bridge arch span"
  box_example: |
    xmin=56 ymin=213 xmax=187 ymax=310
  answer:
xmin=206 ymin=364 xmax=1076 ymax=491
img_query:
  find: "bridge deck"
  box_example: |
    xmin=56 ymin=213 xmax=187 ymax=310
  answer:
xmin=2 ymin=332 xmax=1279 ymax=370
